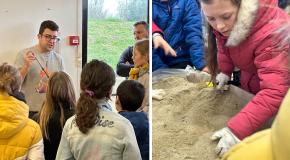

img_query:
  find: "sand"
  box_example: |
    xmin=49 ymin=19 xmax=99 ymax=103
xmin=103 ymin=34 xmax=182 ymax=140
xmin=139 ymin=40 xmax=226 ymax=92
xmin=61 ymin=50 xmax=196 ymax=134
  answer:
xmin=153 ymin=76 xmax=251 ymax=160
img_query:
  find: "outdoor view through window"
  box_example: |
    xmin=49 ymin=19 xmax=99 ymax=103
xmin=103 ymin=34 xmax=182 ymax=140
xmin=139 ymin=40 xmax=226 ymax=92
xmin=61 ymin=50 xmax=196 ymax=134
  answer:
xmin=87 ymin=0 xmax=148 ymax=69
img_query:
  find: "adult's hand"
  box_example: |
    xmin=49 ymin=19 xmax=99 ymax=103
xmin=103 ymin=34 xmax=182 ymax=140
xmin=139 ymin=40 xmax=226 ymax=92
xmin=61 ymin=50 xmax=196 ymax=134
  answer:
xmin=24 ymin=51 xmax=35 ymax=68
xmin=19 ymin=51 xmax=35 ymax=78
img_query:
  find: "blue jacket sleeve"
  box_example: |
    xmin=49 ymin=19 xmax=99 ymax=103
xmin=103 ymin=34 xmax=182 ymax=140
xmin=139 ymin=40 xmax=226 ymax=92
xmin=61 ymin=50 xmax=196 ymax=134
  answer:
xmin=183 ymin=0 xmax=205 ymax=70
xmin=152 ymin=49 xmax=168 ymax=71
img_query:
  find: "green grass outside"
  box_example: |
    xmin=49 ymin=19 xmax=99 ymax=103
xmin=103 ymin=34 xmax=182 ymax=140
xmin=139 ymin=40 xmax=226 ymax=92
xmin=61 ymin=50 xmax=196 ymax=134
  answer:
xmin=88 ymin=19 xmax=135 ymax=69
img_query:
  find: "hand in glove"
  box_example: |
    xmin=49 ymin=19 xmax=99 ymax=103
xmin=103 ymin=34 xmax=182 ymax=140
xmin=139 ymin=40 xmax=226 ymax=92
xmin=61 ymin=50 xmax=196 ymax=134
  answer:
xmin=211 ymin=127 xmax=240 ymax=157
xmin=216 ymin=72 xmax=230 ymax=90
xmin=152 ymin=89 xmax=166 ymax=101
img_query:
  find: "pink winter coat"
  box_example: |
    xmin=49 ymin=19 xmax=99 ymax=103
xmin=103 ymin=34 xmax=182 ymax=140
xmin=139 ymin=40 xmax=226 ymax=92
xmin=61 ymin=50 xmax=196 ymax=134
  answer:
xmin=214 ymin=0 xmax=290 ymax=139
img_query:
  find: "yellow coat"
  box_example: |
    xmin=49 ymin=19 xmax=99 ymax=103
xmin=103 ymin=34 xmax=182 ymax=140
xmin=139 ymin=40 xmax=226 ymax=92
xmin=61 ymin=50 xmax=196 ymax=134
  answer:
xmin=222 ymin=89 xmax=290 ymax=160
xmin=0 ymin=93 xmax=43 ymax=159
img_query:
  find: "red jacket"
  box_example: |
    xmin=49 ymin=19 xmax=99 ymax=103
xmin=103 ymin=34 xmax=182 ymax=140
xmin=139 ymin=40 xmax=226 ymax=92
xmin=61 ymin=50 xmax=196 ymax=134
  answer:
xmin=214 ymin=0 xmax=290 ymax=139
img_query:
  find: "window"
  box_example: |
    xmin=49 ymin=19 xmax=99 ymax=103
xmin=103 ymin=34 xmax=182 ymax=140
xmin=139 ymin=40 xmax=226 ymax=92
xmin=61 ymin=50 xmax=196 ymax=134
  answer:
xmin=83 ymin=0 xmax=149 ymax=69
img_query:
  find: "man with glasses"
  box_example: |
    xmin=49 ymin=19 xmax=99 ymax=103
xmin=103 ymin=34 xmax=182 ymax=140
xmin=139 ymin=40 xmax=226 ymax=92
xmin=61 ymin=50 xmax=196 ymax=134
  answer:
xmin=15 ymin=20 xmax=64 ymax=118
xmin=116 ymin=21 xmax=149 ymax=77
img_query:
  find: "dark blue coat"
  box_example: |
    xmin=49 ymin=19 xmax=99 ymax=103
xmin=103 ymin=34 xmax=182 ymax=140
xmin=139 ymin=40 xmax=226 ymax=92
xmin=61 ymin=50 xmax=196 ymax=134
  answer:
xmin=119 ymin=111 xmax=149 ymax=160
xmin=152 ymin=0 xmax=205 ymax=71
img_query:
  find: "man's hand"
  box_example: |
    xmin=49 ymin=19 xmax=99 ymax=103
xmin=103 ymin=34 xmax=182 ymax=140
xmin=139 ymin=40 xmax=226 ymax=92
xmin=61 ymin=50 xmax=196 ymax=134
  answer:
xmin=24 ymin=51 xmax=35 ymax=68
xmin=36 ymin=78 xmax=48 ymax=93
xmin=211 ymin=127 xmax=240 ymax=157
xmin=153 ymin=33 xmax=177 ymax=57
xmin=19 ymin=51 xmax=35 ymax=78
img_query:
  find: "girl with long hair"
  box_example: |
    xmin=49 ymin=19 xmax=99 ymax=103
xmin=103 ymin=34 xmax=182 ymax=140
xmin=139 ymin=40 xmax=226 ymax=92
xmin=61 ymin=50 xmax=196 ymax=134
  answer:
xmin=38 ymin=71 xmax=76 ymax=160
xmin=199 ymin=0 xmax=290 ymax=156
xmin=56 ymin=60 xmax=141 ymax=160
xmin=129 ymin=39 xmax=150 ymax=112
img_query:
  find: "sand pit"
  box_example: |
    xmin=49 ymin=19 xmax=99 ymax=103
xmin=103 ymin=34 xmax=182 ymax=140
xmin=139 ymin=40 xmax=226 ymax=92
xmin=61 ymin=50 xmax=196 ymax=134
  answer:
xmin=153 ymin=76 xmax=253 ymax=160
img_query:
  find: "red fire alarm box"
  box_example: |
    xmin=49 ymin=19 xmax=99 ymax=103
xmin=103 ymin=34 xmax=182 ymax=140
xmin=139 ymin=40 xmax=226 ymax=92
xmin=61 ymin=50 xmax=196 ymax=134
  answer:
xmin=69 ymin=36 xmax=79 ymax=46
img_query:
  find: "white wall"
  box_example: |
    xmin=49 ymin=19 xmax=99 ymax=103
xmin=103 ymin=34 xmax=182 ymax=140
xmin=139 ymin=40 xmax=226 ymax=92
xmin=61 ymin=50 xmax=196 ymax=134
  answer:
xmin=0 ymin=0 xmax=82 ymax=95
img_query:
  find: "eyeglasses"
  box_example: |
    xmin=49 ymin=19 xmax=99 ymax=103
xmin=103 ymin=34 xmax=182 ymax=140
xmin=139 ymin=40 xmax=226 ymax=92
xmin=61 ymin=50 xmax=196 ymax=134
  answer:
xmin=41 ymin=34 xmax=60 ymax=42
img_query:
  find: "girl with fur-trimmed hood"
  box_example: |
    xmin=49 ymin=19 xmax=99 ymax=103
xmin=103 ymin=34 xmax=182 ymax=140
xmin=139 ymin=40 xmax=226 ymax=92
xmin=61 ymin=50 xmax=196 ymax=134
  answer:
xmin=199 ymin=0 xmax=290 ymax=157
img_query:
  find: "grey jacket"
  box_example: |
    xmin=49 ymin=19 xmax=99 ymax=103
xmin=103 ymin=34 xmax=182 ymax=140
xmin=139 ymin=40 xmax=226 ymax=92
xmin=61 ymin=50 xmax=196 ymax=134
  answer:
xmin=56 ymin=101 xmax=141 ymax=160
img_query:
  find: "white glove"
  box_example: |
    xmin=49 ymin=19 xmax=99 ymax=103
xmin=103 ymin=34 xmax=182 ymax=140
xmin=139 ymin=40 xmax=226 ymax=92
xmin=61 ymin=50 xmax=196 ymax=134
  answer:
xmin=211 ymin=127 xmax=240 ymax=157
xmin=152 ymin=89 xmax=166 ymax=100
xmin=216 ymin=73 xmax=230 ymax=90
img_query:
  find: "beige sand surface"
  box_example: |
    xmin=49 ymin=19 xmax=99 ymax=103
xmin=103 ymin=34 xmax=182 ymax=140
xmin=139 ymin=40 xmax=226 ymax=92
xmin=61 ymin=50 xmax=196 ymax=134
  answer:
xmin=153 ymin=76 xmax=251 ymax=160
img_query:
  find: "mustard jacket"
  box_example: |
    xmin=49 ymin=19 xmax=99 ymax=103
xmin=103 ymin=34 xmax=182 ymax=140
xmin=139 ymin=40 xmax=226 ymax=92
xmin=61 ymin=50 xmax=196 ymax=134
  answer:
xmin=0 ymin=93 xmax=44 ymax=160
